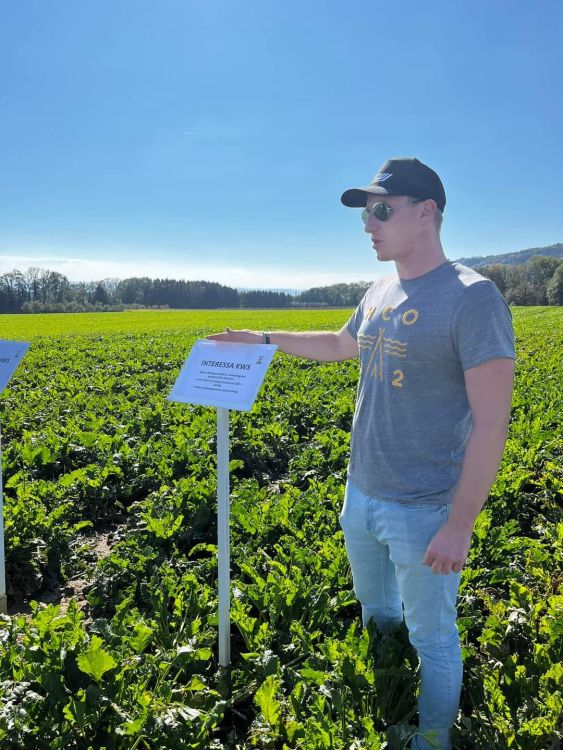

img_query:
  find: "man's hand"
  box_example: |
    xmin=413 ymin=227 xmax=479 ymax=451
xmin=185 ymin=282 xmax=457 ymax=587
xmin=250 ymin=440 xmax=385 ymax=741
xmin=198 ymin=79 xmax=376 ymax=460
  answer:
xmin=423 ymin=519 xmax=473 ymax=575
xmin=207 ymin=328 xmax=262 ymax=344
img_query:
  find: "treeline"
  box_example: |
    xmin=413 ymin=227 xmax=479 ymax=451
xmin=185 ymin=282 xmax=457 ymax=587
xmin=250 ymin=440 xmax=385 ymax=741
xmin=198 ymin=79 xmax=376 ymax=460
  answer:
xmin=478 ymin=255 xmax=563 ymax=306
xmin=294 ymin=257 xmax=563 ymax=307
xmin=0 ymin=267 xmax=370 ymax=313
xmin=1 ymin=256 xmax=562 ymax=314
xmin=0 ymin=269 xmax=294 ymax=313
xmin=295 ymin=282 xmax=370 ymax=307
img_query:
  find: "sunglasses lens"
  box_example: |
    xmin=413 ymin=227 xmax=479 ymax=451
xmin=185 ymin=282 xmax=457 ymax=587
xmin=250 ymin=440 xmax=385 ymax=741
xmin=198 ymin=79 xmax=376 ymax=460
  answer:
xmin=374 ymin=203 xmax=390 ymax=221
xmin=361 ymin=203 xmax=391 ymax=223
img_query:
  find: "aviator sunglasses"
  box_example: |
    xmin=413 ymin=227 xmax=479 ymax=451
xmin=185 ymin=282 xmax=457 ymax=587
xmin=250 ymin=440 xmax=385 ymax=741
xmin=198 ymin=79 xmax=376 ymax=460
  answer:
xmin=361 ymin=198 xmax=424 ymax=224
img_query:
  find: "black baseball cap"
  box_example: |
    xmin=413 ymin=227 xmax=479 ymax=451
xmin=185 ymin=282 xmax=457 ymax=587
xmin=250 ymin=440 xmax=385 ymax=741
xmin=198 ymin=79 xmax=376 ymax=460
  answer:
xmin=341 ymin=157 xmax=446 ymax=213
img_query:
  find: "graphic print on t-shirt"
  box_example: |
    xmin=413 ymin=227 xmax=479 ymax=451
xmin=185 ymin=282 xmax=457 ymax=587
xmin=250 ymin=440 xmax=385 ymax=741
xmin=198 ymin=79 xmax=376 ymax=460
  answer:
xmin=358 ymin=306 xmax=419 ymax=387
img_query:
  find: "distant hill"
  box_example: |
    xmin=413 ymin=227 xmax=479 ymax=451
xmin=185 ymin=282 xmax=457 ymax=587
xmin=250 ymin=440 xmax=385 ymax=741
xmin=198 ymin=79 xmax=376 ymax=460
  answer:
xmin=457 ymin=243 xmax=563 ymax=269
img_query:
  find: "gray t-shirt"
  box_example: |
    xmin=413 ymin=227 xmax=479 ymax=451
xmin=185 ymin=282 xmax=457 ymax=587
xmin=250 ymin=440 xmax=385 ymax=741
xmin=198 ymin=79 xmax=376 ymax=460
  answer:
xmin=346 ymin=261 xmax=515 ymax=506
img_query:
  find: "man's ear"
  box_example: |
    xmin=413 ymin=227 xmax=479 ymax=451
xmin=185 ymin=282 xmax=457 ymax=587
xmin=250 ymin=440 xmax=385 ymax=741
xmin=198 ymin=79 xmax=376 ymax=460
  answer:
xmin=421 ymin=199 xmax=437 ymax=219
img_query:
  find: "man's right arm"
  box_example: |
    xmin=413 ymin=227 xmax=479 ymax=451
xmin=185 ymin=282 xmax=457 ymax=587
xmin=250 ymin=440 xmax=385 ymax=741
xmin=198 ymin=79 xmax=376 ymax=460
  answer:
xmin=206 ymin=324 xmax=358 ymax=362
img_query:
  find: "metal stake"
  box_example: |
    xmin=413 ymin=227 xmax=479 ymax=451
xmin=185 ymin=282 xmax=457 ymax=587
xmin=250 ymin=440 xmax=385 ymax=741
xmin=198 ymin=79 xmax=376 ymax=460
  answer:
xmin=0 ymin=426 xmax=6 ymax=614
xmin=217 ymin=407 xmax=230 ymax=666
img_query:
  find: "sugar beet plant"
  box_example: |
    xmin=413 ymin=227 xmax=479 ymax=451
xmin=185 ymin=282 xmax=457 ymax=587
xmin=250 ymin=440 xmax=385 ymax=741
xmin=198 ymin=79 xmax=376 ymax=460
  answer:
xmin=0 ymin=307 xmax=561 ymax=749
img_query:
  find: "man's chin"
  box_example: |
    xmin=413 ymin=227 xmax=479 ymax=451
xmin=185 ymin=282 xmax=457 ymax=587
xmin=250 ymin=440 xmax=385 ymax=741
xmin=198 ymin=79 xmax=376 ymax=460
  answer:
xmin=374 ymin=246 xmax=391 ymax=261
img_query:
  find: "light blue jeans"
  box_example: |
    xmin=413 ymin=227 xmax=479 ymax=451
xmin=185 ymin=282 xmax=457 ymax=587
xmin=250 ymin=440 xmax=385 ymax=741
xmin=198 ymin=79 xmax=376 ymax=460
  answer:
xmin=338 ymin=479 xmax=462 ymax=750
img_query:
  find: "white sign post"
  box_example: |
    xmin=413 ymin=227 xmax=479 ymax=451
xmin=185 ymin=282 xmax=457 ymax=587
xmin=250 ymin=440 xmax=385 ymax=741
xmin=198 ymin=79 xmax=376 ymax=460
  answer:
xmin=168 ymin=340 xmax=277 ymax=667
xmin=0 ymin=340 xmax=31 ymax=614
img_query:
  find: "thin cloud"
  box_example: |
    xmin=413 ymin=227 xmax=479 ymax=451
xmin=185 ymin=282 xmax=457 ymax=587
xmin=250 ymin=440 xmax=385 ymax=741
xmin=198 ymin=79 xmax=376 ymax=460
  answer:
xmin=0 ymin=253 xmax=374 ymax=290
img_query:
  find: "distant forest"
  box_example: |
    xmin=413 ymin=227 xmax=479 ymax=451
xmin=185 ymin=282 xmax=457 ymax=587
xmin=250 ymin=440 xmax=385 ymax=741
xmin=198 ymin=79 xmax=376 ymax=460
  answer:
xmin=477 ymin=255 xmax=563 ymax=306
xmin=0 ymin=268 xmax=372 ymax=313
xmin=1 ymin=254 xmax=562 ymax=313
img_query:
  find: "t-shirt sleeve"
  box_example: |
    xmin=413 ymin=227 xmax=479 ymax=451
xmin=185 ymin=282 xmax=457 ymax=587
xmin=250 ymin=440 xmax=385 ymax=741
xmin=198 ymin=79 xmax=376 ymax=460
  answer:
xmin=346 ymin=290 xmax=368 ymax=339
xmin=452 ymin=281 xmax=515 ymax=370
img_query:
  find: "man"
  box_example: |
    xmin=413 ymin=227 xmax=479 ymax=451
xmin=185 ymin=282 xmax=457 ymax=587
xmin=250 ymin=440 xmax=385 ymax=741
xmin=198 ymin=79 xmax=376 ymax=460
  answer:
xmin=208 ymin=157 xmax=515 ymax=749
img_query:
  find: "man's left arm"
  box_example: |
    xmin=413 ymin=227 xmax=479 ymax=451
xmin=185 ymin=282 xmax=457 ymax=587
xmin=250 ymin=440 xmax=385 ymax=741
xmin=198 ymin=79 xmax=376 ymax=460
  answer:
xmin=423 ymin=357 xmax=515 ymax=575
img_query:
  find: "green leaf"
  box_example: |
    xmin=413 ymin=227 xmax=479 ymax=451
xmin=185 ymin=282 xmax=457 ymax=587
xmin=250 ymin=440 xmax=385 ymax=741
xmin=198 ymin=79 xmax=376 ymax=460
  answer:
xmin=130 ymin=622 xmax=153 ymax=654
xmin=77 ymin=636 xmax=116 ymax=682
xmin=62 ymin=692 xmax=87 ymax=725
xmin=300 ymin=667 xmax=330 ymax=685
xmin=144 ymin=512 xmax=184 ymax=539
xmin=186 ymin=675 xmax=207 ymax=691
xmin=118 ymin=716 xmax=147 ymax=736
xmin=254 ymin=675 xmax=281 ymax=727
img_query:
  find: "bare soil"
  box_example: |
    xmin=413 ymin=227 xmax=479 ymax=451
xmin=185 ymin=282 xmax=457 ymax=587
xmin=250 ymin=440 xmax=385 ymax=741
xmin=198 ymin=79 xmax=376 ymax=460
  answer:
xmin=8 ymin=527 xmax=120 ymax=622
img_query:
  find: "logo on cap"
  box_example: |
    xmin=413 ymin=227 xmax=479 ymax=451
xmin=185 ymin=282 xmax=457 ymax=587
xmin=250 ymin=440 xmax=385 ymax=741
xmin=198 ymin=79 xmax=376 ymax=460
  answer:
xmin=374 ymin=172 xmax=393 ymax=183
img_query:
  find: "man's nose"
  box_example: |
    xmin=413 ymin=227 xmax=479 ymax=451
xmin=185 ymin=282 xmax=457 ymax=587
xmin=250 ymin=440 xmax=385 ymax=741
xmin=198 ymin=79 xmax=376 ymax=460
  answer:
xmin=364 ymin=213 xmax=379 ymax=233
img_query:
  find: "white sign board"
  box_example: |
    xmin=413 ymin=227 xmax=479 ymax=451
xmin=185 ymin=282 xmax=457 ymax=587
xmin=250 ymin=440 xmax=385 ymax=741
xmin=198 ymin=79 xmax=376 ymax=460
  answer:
xmin=168 ymin=340 xmax=277 ymax=411
xmin=0 ymin=341 xmax=30 ymax=393
xmin=1 ymin=340 xmax=30 ymax=613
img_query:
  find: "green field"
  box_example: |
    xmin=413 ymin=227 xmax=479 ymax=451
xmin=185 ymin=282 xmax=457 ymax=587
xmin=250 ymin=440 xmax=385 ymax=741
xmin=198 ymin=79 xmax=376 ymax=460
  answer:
xmin=1 ymin=304 xmax=559 ymax=338
xmin=0 ymin=307 xmax=561 ymax=749
xmin=0 ymin=308 xmax=351 ymax=338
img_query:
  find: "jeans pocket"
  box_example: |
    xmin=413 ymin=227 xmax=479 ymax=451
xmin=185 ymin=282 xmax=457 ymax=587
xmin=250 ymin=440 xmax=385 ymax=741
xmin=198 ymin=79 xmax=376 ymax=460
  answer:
xmin=393 ymin=504 xmax=449 ymax=565
xmin=404 ymin=502 xmax=447 ymax=511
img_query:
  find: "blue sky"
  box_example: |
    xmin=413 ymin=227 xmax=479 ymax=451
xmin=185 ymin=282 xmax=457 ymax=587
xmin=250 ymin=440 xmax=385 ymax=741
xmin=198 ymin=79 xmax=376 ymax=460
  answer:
xmin=1 ymin=0 xmax=562 ymax=289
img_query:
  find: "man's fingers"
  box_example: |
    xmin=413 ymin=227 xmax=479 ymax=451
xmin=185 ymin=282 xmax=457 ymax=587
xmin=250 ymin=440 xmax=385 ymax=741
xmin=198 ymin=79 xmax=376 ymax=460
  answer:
xmin=423 ymin=534 xmax=466 ymax=575
xmin=426 ymin=555 xmax=462 ymax=575
xmin=432 ymin=559 xmax=447 ymax=574
xmin=206 ymin=328 xmax=262 ymax=345
xmin=207 ymin=328 xmax=235 ymax=340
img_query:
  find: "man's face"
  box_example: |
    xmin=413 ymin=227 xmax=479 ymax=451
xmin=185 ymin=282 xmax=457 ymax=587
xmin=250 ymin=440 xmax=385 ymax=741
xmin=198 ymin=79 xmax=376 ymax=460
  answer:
xmin=363 ymin=194 xmax=427 ymax=262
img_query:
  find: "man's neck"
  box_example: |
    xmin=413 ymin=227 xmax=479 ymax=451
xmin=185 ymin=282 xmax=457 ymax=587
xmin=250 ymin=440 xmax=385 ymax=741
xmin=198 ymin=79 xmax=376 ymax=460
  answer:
xmin=395 ymin=240 xmax=447 ymax=280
